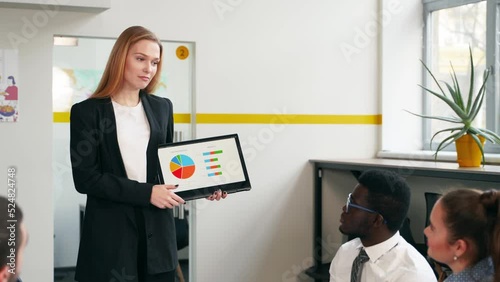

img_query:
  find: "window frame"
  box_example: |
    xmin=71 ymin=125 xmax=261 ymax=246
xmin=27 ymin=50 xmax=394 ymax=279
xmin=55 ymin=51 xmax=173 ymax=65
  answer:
xmin=422 ymin=0 xmax=500 ymax=153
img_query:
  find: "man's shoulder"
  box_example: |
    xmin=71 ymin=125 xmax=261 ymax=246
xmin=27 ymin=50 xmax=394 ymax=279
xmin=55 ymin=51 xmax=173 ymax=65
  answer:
xmin=395 ymin=236 xmax=428 ymax=261
xmin=390 ymin=238 xmax=437 ymax=281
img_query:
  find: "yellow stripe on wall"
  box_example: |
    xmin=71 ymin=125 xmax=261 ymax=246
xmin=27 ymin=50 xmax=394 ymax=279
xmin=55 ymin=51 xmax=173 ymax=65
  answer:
xmin=53 ymin=113 xmax=192 ymax=123
xmin=53 ymin=112 xmax=70 ymax=123
xmin=53 ymin=112 xmax=381 ymax=125
xmin=174 ymin=114 xmax=191 ymax=123
xmin=196 ymin=114 xmax=382 ymax=124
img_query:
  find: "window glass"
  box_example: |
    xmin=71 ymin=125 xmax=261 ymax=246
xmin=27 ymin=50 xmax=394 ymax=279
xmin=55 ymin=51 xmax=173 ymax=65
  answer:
xmin=427 ymin=2 xmax=487 ymax=145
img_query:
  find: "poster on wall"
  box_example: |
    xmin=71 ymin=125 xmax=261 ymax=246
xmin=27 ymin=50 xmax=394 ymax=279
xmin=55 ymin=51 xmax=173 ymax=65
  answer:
xmin=0 ymin=49 xmax=19 ymax=122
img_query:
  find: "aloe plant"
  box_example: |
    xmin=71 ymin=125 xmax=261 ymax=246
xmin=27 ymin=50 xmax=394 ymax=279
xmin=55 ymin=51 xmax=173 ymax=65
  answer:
xmin=407 ymin=47 xmax=500 ymax=164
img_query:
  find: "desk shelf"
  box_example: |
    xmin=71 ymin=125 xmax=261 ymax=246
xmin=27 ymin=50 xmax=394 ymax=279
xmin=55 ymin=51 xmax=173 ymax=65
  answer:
xmin=311 ymin=158 xmax=500 ymax=182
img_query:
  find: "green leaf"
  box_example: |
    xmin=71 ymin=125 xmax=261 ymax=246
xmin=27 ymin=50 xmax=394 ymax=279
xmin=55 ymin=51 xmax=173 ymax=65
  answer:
xmin=405 ymin=110 xmax=462 ymax=123
xmin=421 ymin=59 xmax=448 ymax=97
xmin=430 ymin=127 xmax=464 ymax=148
xmin=468 ymin=69 xmax=489 ymax=121
xmin=434 ymin=129 xmax=466 ymax=158
xmin=470 ymin=127 xmax=500 ymax=144
xmin=418 ymin=85 xmax=469 ymax=120
xmin=448 ymin=64 xmax=465 ymax=110
xmin=466 ymin=46 xmax=475 ymax=113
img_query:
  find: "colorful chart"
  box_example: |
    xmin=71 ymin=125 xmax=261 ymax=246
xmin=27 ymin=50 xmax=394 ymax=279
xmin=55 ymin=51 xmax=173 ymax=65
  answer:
xmin=170 ymin=154 xmax=196 ymax=179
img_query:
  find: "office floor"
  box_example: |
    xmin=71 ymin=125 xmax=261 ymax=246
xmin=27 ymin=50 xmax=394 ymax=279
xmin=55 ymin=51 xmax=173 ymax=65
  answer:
xmin=54 ymin=260 xmax=189 ymax=282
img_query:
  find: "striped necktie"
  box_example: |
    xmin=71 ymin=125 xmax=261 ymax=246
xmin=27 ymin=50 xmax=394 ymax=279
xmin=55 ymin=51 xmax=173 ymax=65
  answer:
xmin=350 ymin=248 xmax=369 ymax=282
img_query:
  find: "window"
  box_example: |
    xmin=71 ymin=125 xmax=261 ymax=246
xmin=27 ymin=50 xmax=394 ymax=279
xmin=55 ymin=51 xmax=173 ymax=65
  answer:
xmin=423 ymin=0 xmax=500 ymax=153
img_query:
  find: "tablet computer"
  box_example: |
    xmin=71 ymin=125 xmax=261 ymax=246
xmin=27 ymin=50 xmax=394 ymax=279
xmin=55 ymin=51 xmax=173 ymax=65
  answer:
xmin=158 ymin=134 xmax=251 ymax=200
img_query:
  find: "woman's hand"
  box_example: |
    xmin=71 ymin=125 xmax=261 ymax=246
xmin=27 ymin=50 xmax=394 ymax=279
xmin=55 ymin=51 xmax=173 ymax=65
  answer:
xmin=150 ymin=184 xmax=185 ymax=209
xmin=206 ymin=189 xmax=228 ymax=201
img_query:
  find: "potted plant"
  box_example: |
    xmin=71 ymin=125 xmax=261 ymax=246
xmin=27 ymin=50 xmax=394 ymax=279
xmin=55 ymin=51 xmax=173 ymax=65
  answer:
xmin=408 ymin=47 xmax=500 ymax=167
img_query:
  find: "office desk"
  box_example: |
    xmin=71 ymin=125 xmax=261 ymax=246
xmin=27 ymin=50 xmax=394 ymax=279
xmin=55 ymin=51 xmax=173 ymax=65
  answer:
xmin=305 ymin=158 xmax=500 ymax=282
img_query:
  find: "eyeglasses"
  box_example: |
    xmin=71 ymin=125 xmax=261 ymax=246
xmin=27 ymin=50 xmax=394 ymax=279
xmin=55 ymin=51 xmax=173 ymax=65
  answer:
xmin=345 ymin=193 xmax=387 ymax=224
xmin=346 ymin=193 xmax=386 ymax=224
xmin=346 ymin=193 xmax=379 ymax=214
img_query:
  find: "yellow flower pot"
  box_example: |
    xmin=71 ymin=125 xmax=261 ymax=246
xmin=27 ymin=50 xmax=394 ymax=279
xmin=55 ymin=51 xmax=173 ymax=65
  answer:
xmin=455 ymin=134 xmax=486 ymax=167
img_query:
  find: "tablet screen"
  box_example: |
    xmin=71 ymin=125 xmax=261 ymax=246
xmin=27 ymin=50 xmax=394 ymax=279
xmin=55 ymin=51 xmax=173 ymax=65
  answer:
xmin=158 ymin=134 xmax=251 ymax=200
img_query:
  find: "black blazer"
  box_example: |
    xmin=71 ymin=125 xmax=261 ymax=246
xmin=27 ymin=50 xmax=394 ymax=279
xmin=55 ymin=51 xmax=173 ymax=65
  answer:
xmin=70 ymin=91 xmax=177 ymax=282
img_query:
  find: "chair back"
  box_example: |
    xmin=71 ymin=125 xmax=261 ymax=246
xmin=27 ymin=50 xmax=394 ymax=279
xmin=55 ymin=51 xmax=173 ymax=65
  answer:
xmin=424 ymin=192 xmax=442 ymax=232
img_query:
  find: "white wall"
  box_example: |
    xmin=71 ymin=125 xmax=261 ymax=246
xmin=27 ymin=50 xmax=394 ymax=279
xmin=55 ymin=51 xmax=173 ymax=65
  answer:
xmin=381 ymin=0 xmax=424 ymax=152
xmin=0 ymin=1 xmax=384 ymax=281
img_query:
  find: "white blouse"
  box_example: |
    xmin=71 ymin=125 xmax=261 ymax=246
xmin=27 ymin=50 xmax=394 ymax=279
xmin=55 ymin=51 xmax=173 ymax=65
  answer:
xmin=112 ymin=100 xmax=150 ymax=182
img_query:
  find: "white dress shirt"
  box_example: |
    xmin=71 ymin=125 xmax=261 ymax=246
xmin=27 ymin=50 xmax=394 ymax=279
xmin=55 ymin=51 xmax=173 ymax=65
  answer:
xmin=329 ymin=232 xmax=437 ymax=282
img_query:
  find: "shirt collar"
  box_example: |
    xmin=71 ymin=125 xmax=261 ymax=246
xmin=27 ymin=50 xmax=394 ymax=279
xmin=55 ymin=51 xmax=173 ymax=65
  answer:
xmin=359 ymin=231 xmax=400 ymax=263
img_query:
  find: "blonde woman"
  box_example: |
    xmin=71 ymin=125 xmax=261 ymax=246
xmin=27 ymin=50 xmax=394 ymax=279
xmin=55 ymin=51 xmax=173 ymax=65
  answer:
xmin=70 ymin=26 xmax=225 ymax=282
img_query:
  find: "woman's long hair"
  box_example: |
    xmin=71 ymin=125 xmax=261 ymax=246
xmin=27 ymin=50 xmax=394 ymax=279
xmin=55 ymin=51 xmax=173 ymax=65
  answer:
xmin=91 ymin=26 xmax=163 ymax=98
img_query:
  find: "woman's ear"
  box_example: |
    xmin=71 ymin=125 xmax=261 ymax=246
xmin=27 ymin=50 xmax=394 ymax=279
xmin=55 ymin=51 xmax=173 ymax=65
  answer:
xmin=453 ymin=238 xmax=468 ymax=258
xmin=0 ymin=265 xmax=11 ymax=282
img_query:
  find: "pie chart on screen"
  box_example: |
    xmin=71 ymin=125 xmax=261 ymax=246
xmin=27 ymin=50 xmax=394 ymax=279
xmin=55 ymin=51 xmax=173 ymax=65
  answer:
xmin=170 ymin=154 xmax=196 ymax=179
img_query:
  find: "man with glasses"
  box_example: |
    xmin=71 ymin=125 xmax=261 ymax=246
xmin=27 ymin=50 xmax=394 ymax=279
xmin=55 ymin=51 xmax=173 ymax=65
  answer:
xmin=329 ymin=169 xmax=436 ymax=282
